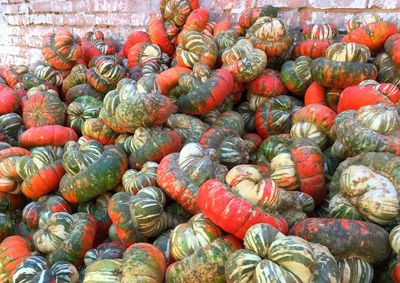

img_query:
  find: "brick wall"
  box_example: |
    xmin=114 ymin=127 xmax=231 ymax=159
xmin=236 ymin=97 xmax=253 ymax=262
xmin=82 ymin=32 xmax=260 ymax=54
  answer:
xmin=1 ymin=0 xmax=400 ymax=65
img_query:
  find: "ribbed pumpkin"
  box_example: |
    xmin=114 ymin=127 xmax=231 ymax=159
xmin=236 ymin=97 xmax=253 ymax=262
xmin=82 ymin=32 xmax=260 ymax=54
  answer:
xmin=33 ymin=211 xmax=97 ymax=265
xmin=331 ymin=104 xmax=400 ymax=157
xmin=342 ymin=13 xmax=398 ymax=52
xmin=22 ymin=87 xmax=66 ymax=129
xmin=122 ymin=161 xmax=158 ymax=194
xmin=127 ymin=42 xmax=169 ymax=71
xmin=197 ymin=179 xmax=288 ymax=238
xmin=294 ymin=23 xmax=337 ymax=59
xmin=246 ymin=69 xmax=288 ymax=110
xmin=84 ymin=241 xmax=126 ymax=267
xmin=157 ymin=142 xmax=228 ymax=214
xmin=235 ymin=5 xmax=278 ymax=36
xmin=19 ymin=194 xmax=71 ymax=240
xmin=148 ymin=17 xmax=179 ymax=56
xmin=290 ymin=104 xmax=337 ymax=149
xmin=170 ymin=213 xmax=222 ymax=261
xmin=42 ymin=29 xmax=83 ymax=71
xmin=0 ymin=83 xmax=21 ymax=115
xmin=199 ymin=127 xmax=250 ymax=167
xmin=16 ymin=146 xmax=64 ymax=199
xmin=280 ymin=56 xmax=314 ymax=96
xmin=337 ymin=80 xmax=400 ymax=113
xmin=18 ymin=125 xmax=78 ymax=148
xmin=374 ymin=52 xmax=400 ymax=86
xmin=0 ymin=64 xmax=28 ymax=88
xmin=221 ymin=39 xmax=267 ymax=82
xmin=22 ymin=63 xmax=63 ymax=90
xmin=78 ymin=192 xmax=112 ymax=244
xmin=225 ymin=223 xmax=340 ymax=283
xmin=81 ymin=118 xmax=119 ymax=145
xmin=267 ymin=138 xmax=326 ymax=204
xmin=60 ymin=140 xmax=127 ymax=203
xmin=100 ymin=77 xmax=175 ymax=134
xmin=166 ymin=236 xmax=242 ymax=283
xmin=329 ymin=152 xmax=400 ymax=225
xmin=0 ymin=113 xmax=25 ymax=146
xmin=13 ymin=256 xmax=79 ymax=283
xmin=62 ymin=65 xmax=104 ymax=103
xmin=290 ymin=218 xmax=390 ymax=264
xmin=176 ymin=30 xmax=218 ymax=68
xmin=108 ymin=187 xmax=184 ymax=245
xmin=67 ymin=95 xmax=102 ymax=134
xmin=311 ymin=42 xmax=377 ymax=88
xmin=116 ymin=126 xmax=182 ymax=169
xmin=121 ymin=243 xmax=166 ymax=282
xmin=166 ymin=114 xmax=209 ymax=144
xmin=304 ymin=82 xmax=341 ymax=112
xmin=0 ymin=146 xmax=30 ymax=194
xmin=254 ymin=95 xmax=303 ymax=139
xmin=86 ymin=55 xmax=126 ymax=94
xmin=82 ymin=36 xmax=117 ymax=64
xmin=122 ymin=31 xmax=151 ymax=58
xmin=159 ymin=63 xmax=233 ymax=115
xmin=0 ymin=236 xmax=32 ymax=282
xmin=245 ymin=16 xmax=293 ymax=58
xmin=160 ymin=0 xmax=199 ymax=27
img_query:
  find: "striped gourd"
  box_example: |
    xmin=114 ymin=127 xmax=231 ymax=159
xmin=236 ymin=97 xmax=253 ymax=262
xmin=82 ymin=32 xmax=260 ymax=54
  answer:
xmin=13 ymin=256 xmax=78 ymax=283
xmin=84 ymin=259 xmax=121 ymax=283
xmin=122 ymin=161 xmax=158 ymax=194
xmin=337 ymin=258 xmax=373 ymax=283
xmin=170 ymin=213 xmax=222 ymax=261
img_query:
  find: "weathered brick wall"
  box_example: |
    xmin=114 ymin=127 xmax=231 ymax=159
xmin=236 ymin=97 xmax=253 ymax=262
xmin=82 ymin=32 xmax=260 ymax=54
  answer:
xmin=1 ymin=0 xmax=400 ymax=65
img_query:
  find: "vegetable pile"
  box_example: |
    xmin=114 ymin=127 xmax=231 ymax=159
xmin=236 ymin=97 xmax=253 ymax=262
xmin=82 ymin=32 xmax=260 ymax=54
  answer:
xmin=1 ymin=1 xmax=400 ymax=282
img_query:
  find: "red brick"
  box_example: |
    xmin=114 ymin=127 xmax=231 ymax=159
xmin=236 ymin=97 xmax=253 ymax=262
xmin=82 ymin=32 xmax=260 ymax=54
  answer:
xmin=307 ymin=0 xmax=367 ymax=9
xmin=368 ymin=0 xmax=400 ymax=9
xmin=257 ymin=0 xmax=306 ymax=8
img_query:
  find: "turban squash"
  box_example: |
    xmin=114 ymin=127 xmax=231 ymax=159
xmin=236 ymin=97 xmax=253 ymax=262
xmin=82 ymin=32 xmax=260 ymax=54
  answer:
xmin=245 ymin=16 xmax=294 ymax=58
xmin=311 ymin=42 xmax=377 ymax=88
xmin=81 ymin=118 xmax=119 ymax=145
xmin=290 ymin=218 xmax=390 ymax=264
xmin=83 ymin=241 xmax=126 ymax=267
xmin=342 ymin=13 xmax=398 ymax=52
xmin=42 ymin=29 xmax=83 ymax=71
xmin=0 ymin=83 xmax=21 ymax=115
xmin=294 ymin=23 xmax=337 ymax=59
xmin=16 ymin=146 xmax=64 ymax=199
xmin=108 ymin=187 xmax=185 ymax=245
xmin=67 ymin=95 xmax=102 ymax=134
xmin=280 ymin=56 xmax=314 ymax=96
xmin=0 ymin=64 xmax=28 ymax=88
xmin=100 ymin=77 xmax=175 ymax=134
xmin=157 ymin=142 xmax=227 ymax=214
xmin=121 ymin=161 xmax=158 ymax=195
xmin=255 ymin=95 xmax=303 ymax=139
xmin=221 ymin=39 xmax=267 ymax=82
xmin=0 ymin=236 xmax=32 ymax=282
xmin=329 ymin=152 xmax=400 ymax=225
xmin=290 ymin=104 xmax=337 ymax=149
xmin=160 ymin=0 xmax=200 ymax=27
xmin=197 ymin=179 xmax=288 ymax=239
xmin=116 ymin=126 xmax=182 ymax=170
xmin=304 ymin=82 xmax=341 ymax=112
xmin=331 ymin=103 xmax=400 ymax=157
xmin=33 ymin=211 xmax=97 ymax=265
xmin=0 ymin=146 xmax=30 ymax=194
xmin=13 ymin=256 xmax=78 ymax=283
xmin=176 ymin=30 xmax=218 ymax=68
xmin=235 ymin=5 xmax=278 ymax=36
xmin=337 ymin=80 xmax=400 ymax=113
xmin=226 ymin=223 xmax=340 ymax=283
xmin=374 ymin=52 xmax=400 ymax=87
xmin=18 ymin=125 xmax=78 ymax=148
xmin=122 ymin=31 xmax=151 ymax=58
xmin=60 ymin=140 xmax=127 ymax=203
xmin=156 ymin=63 xmax=233 ymax=115
xmin=0 ymin=113 xmax=25 ymax=146
xmin=148 ymin=17 xmax=180 ymax=56
xmin=22 ymin=87 xmax=66 ymax=129
xmin=166 ymin=114 xmax=208 ymax=144
xmin=166 ymin=236 xmax=242 ymax=283
xmin=22 ymin=63 xmax=63 ymax=91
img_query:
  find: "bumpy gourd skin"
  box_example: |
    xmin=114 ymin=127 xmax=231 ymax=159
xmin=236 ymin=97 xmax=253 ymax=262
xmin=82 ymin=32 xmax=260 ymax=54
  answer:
xmin=331 ymin=103 xmax=400 ymax=157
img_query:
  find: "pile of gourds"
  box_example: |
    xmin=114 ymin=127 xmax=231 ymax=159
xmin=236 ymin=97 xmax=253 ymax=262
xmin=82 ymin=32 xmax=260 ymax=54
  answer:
xmin=1 ymin=1 xmax=400 ymax=282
